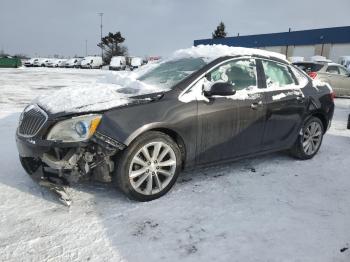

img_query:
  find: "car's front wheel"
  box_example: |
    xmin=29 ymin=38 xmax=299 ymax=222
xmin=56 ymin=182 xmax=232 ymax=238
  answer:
xmin=290 ymin=116 xmax=324 ymax=160
xmin=115 ymin=131 xmax=182 ymax=201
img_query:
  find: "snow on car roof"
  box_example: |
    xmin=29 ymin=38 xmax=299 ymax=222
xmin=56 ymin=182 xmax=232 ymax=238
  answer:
xmin=170 ymin=44 xmax=287 ymax=62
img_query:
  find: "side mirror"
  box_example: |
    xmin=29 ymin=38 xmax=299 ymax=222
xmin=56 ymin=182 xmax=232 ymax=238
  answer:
xmin=204 ymin=82 xmax=236 ymax=97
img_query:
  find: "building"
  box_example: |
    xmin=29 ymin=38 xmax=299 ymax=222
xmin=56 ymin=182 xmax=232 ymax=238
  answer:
xmin=194 ymin=26 xmax=350 ymax=62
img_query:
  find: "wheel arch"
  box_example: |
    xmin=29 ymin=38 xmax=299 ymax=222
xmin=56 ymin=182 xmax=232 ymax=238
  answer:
xmin=125 ymin=125 xmax=187 ymax=169
xmin=308 ymin=111 xmax=328 ymax=133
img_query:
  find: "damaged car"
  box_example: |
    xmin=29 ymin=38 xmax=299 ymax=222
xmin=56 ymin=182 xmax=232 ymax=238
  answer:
xmin=16 ymin=45 xmax=335 ymax=203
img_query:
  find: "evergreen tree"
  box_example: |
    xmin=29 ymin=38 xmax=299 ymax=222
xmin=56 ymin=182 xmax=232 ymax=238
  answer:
xmin=212 ymin=22 xmax=227 ymax=39
xmin=97 ymin=32 xmax=128 ymax=63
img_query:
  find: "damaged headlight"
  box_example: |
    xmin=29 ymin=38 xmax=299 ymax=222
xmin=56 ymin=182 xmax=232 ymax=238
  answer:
xmin=47 ymin=114 xmax=102 ymax=142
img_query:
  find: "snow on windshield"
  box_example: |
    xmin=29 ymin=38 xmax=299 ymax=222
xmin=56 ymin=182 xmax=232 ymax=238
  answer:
xmin=137 ymin=57 xmax=207 ymax=89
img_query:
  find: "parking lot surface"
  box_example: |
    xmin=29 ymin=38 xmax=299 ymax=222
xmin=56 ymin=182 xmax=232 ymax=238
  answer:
xmin=0 ymin=68 xmax=349 ymax=261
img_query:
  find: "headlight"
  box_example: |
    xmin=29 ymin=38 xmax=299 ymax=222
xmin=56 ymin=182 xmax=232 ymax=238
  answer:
xmin=47 ymin=114 xmax=102 ymax=142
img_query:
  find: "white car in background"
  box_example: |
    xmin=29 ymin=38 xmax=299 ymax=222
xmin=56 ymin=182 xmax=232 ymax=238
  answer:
xmin=81 ymin=56 xmax=103 ymax=69
xmin=109 ymin=56 xmax=126 ymax=70
xmin=58 ymin=59 xmax=68 ymax=68
xmin=65 ymin=58 xmax=83 ymax=68
xmin=46 ymin=59 xmax=63 ymax=67
xmin=129 ymin=57 xmax=142 ymax=71
xmin=43 ymin=59 xmax=53 ymax=67
xmin=33 ymin=58 xmax=49 ymax=67
xmin=24 ymin=58 xmax=38 ymax=67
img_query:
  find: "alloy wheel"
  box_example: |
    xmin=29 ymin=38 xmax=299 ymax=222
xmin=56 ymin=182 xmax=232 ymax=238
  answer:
xmin=129 ymin=141 xmax=177 ymax=195
xmin=302 ymin=121 xmax=322 ymax=155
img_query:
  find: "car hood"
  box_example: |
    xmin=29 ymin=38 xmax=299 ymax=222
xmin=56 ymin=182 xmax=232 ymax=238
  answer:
xmin=33 ymin=71 xmax=168 ymax=116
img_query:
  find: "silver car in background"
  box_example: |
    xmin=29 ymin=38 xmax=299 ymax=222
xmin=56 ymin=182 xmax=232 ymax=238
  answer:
xmin=294 ymin=62 xmax=350 ymax=97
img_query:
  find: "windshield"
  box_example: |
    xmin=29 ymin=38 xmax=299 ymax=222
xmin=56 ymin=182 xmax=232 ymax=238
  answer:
xmin=137 ymin=57 xmax=208 ymax=89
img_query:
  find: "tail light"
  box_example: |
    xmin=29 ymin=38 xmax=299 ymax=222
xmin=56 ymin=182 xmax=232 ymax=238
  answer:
xmin=308 ymin=71 xmax=318 ymax=79
xmin=330 ymin=92 xmax=335 ymax=102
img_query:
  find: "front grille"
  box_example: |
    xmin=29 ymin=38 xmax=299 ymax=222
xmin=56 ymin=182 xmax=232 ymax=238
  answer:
xmin=18 ymin=105 xmax=48 ymax=137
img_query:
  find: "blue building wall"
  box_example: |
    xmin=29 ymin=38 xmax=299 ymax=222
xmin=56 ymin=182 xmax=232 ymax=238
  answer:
xmin=194 ymin=26 xmax=350 ymax=47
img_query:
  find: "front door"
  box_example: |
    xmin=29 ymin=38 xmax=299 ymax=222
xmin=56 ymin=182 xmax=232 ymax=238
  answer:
xmin=196 ymin=58 xmax=266 ymax=165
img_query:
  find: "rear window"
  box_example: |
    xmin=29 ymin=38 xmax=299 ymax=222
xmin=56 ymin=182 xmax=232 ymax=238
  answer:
xmin=293 ymin=63 xmax=323 ymax=73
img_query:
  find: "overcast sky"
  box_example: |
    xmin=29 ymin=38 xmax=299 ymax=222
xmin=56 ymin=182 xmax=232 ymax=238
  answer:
xmin=1 ymin=0 xmax=349 ymax=58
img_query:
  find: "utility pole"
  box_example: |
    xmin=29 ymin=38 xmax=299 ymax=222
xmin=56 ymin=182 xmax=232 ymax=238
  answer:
xmin=85 ymin=40 xmax=88 ymax=56
xmin=285 ymin=27 xmax=292 ymax=57
xmin=98 ymin=13 xmax=104 ymax=59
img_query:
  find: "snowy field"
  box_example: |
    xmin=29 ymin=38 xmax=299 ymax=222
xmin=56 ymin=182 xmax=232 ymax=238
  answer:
xmin=0 ymin=67 xmax=350 ymax=262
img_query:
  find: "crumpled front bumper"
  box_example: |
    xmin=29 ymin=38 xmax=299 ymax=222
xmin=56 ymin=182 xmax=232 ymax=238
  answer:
xmin=16 ymin=129 xmax=126 ymax=171
xmin=15 ymin=130 xmax=84 ymax=158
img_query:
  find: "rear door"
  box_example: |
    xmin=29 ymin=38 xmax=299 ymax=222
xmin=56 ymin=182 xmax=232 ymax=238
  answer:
xmin=259 ymin=59 xmax=307 ymax=151
xmin=196 ymin=58 xmax=266 ymax=165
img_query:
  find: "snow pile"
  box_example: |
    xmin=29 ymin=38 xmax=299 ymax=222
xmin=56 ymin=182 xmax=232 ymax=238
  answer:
xmin=171 ymin=44 xmax=287 ymax=62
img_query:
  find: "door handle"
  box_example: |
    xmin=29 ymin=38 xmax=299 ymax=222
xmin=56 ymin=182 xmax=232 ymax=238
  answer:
xmin=250 ymin=101 xmax=263 ymax=110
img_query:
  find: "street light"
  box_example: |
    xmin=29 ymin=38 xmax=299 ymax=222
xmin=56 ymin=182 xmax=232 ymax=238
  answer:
xmin=98 ymin=13 xmax=104 ymax=59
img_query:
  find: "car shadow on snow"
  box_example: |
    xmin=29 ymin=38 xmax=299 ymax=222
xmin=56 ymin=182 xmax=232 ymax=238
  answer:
xmin=94 ymin=133 xmax=350 ymax=261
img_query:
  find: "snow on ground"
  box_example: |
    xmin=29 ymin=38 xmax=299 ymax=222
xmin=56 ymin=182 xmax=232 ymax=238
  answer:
xmin=0 ymin=67 xmax=350 ymax=262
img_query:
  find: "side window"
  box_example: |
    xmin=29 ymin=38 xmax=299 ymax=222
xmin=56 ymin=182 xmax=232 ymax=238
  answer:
xmin=262 ymin=60 xmax=295 ymax=88
xmin=290 ymin=66 xmax=309 ymax=87
xmin=207 ymin=59 xmax=257 ymax=91
xmin=338 ymin=66 xmax=349 ymax=76
xmin=326 ymin=66 xmax=340 ymax=74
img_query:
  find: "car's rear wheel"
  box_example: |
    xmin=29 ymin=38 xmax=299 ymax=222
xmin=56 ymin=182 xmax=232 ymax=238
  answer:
xmin=290 ymin=116 xmax=324 ymax=160
xmin=115 ymin=131 xmax=182 ymax=201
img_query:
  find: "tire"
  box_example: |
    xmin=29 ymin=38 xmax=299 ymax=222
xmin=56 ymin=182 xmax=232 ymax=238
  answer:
xmin=114 ymin=131 xmax=182 ymax=201
xmin=290 ymin=116 xmax=324 ymax=160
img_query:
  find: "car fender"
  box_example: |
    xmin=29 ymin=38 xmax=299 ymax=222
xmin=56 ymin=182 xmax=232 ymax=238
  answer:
xmin=96 ymin=96 xmax=198 ymax=167
xmin=124 ymin=122 xmax=172 ymax=145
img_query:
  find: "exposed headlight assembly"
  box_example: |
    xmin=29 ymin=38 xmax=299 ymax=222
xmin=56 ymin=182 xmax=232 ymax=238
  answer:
xmin=47 ymin=114 xmax=102 ymax=142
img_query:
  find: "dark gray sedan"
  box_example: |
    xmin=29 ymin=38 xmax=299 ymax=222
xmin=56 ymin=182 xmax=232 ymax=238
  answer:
xmin=16 ymin=49 xmax=335 ymax=202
